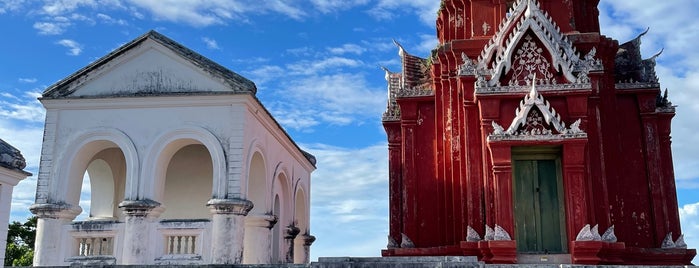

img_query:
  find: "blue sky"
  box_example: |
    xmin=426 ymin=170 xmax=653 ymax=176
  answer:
xmin=0 ymin=0 xmax=698 ymax=261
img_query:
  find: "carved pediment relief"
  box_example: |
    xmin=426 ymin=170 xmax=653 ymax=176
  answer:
xmin=458 ymin=0 xmax=603 ymax=93
xmin=489 ymin=77 xmax=586 ymax=141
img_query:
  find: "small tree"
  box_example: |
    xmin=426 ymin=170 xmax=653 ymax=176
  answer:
xmin=5 ymin=217 xmax=36 ymax=266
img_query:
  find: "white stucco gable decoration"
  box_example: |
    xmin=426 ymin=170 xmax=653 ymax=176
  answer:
xmin=489 ymin=77 xmax=586 ymax=141
xmin=42 ymin=31 xmax=257 ymax=99
xmin=461 ymin=0 xmax=603 ymax=92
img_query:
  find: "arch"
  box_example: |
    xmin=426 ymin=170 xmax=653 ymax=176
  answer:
xmin=159 ymin=144 xmax=213 ymax=219
xmin=271 ymin=194 xmax=281 ymax=263
xmin=245 ymin=141 xmax=269 ymax=213
xmin=293 ymin=187 xmax=308 ymax=263
xmin=52 ymin=128 xmax=138 ymax=209
xmin=141 ymin=126 xmax=226 ymax=201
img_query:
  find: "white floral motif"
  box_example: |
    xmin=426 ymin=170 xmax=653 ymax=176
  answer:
xmin=509 ymin=35 xmax=554 ymax=86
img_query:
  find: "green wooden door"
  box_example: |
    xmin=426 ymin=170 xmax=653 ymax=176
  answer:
xmin=513 ymin=159 xmax=565 ymax=253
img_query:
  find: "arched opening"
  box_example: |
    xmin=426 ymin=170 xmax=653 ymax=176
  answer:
xmin=159 ymin=144 xmax=213 ymax=220
xmin=272 ymin=194 xmax=281 ymax=263
xmin=243 ymin=151 xmax=270 ymax=264
xmin=73 ymin=146 xmax=127 ymax=221
xmin=293 ymin=188 xmax=308 ymax=263
xmin=248 ymin=152 xmax=267 ymax=215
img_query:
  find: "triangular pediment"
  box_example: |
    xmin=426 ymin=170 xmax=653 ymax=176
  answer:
xmin=42 ymin=31 xmax=256 ymax=99
xmin=489 ymin=77 xmax=586 ymax=141
xmin=460 ymin=0 xmax=603 ymax=92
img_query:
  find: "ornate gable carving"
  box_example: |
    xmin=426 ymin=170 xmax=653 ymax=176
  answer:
xmin=489 ymin=77 xmax=586 ymax=141
xmin=459 ymin=0 xmax=603 ymax=93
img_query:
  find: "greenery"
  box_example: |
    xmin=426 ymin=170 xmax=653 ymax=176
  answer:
xmin=5 ymin=217 xmax=36 ymax=267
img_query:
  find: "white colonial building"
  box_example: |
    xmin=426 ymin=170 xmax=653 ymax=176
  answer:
xmin=0 ymin=139 xmax=31 ymax=267
xmin=30 ymin=31 xmax=316 ymax=266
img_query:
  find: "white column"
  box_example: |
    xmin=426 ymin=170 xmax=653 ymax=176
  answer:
xmin=302 ymin=234 xmax=316 ymax=264
xmin=30 ymin=203 xmax=81 ymax=266
xmin=0 ymin=167 xmax=30 ymax=268
xmin=294 ymin=233 xmax=316 ymax=264
xmin=207 ymin=198 xmax=253 ymax=264
xmin=243 ymin=214 xmax=277 ymax=264
xmin=283 ymin=224 xmax=300 ymax=263
xmin=119 ymin=200 xmax=161 ymax=265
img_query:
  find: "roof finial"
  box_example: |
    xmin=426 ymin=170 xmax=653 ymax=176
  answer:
xmin=393 ymin=39 xmax=405 ymax=57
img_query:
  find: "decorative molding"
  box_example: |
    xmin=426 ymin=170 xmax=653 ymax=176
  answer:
xmin=590 ymin=224 xmax=602 ymax=241
xmin=29 ymin=202 xmax=82 ymax=220
xmin=601 ymin=225 xmax=617 ymax=243
xmin=661 ymin=232 xmax=675 ymax=248
xmin=119 ymin=199 xmax=162 ymax=217
xmin=488 ymin=78 xmax=586 ymax=141
xmin=206 ymin=198 xmax=253 ymax=216
xmin=466 ymin=226 xmax=482 ymax=242
xmin=615 ymin=81 xmax=660 ymax=90
xmin=484 ymin=225 xmax=495 ymax=241
xmin=458 ymin=53 xmax=477 ymax=76
xmin=575 ymin=224 xmax=595 ymax=241
xmin=400 ymin=233 xmax=415 ymax=248
xmin=387 ymin=235 xmax=399 ymax=249
xmin=494 ymin=225 xmax=512 ymax=241
xmin=467 ymin=0 xmax=602 ymax=90
xmin=660 ymin=232 xmax=687 ymax=249
xmin=396 ymin=86 xmax=434 ymax=98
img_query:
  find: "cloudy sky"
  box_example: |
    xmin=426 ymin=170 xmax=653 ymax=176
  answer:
xmin=0 ymin=0 xmax=697 ymax=262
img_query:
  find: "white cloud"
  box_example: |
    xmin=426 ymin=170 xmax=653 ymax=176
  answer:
xmin=0 ymin=91 xmax=45 ymax=123
xmin=327 ymin=44 xmax=366 ymax=55
xmin=18 ymin=78 xmax=37 ymax=83
xmin=96 ymin=13 xmax=127 ymax=25
xmin=0 ymin=0 xmax=26 ymax=14
xmin=33 ymin=21 xmax=69 ymax=35
xmin=268 ymin=73 xmax=385 ymax=131
xmin=286 ymin=57 xmax=363 ymax=76
xmin=309 ymin=0 xmax=369 ymax=14
xmin=41 ymin=0 xmax=97 ymax=16
xmin=679 ymin=202 xmax=699 ymax=262
xmin=305 ymin=143 xmax=388 ymax=259
xmin=368 ymin=0 xmax=440 ymax=26
xmin=202 ymin=37 xmax=220 ymax=50
xmin=56 ymin=39 xmax=83 ymax=56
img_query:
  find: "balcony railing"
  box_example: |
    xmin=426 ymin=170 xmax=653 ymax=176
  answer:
xmin=77 ymin=237 xmax=114 ymax=256
xmin=166 ymin=235 xmax=196 ymax=255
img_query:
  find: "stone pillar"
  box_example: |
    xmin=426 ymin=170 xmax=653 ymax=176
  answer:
xmin=119 ymin=199 xmax=161 ymax=265
xmin=301 ymin=234 xmax=316 ymax=264
xmin=30 ymin=203 xmax=81 ymax=266
xmin=207 ymin=198 xmax=253 ymax=264
xmin=283 ymin=224 xmax=300 ymax=263
xmin=242 ymin=214 xmax=277 ymax=264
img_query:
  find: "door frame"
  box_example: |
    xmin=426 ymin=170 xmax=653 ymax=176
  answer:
xmin=511 ymin=146 xmax=568 ymax=253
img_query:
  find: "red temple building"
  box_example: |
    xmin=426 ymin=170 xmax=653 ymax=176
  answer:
xmin=380 ymin=0 xmax=695 ymax=265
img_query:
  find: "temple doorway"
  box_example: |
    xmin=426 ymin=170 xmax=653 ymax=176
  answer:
xmin=512 ymin=147 xmax=567 ymax=254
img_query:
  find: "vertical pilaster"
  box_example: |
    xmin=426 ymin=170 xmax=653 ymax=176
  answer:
xmin=119 ymin=199 xmax=161 ymax=265
xmin=563 ymin=141 xmax=589 ymax=245
xmin=30 ymin=203 xmax=81 ymax=266
xmin=243 ymin=214 xmax=277 ymax=264
xmin=301 ymin=234 xmax=316 ymax=264
xmin=488 ymin=144 xmax=514 ymax=235
xmin=207 ymin=198 xmax=253 ymax=264
xmin=284 ymin=224 xmax=300 ymax=263
xmin=640 ymin=112 xmax=668 ymax=244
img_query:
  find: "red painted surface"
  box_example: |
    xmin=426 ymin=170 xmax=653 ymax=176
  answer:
xmin=381 ymin=0 xmax=694 ymax=264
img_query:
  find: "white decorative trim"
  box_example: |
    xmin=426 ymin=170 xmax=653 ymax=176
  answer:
xmin=464 ymin=0 xmax=603 ymax=90
xmin=466 ymin=226 xmax=481 ymax=242
xmin=488 ymin=77 xmax=586 ymax=141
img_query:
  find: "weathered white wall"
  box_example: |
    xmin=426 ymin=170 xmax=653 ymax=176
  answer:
xmin=32 ymin=35 xmax=314 ymax=266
